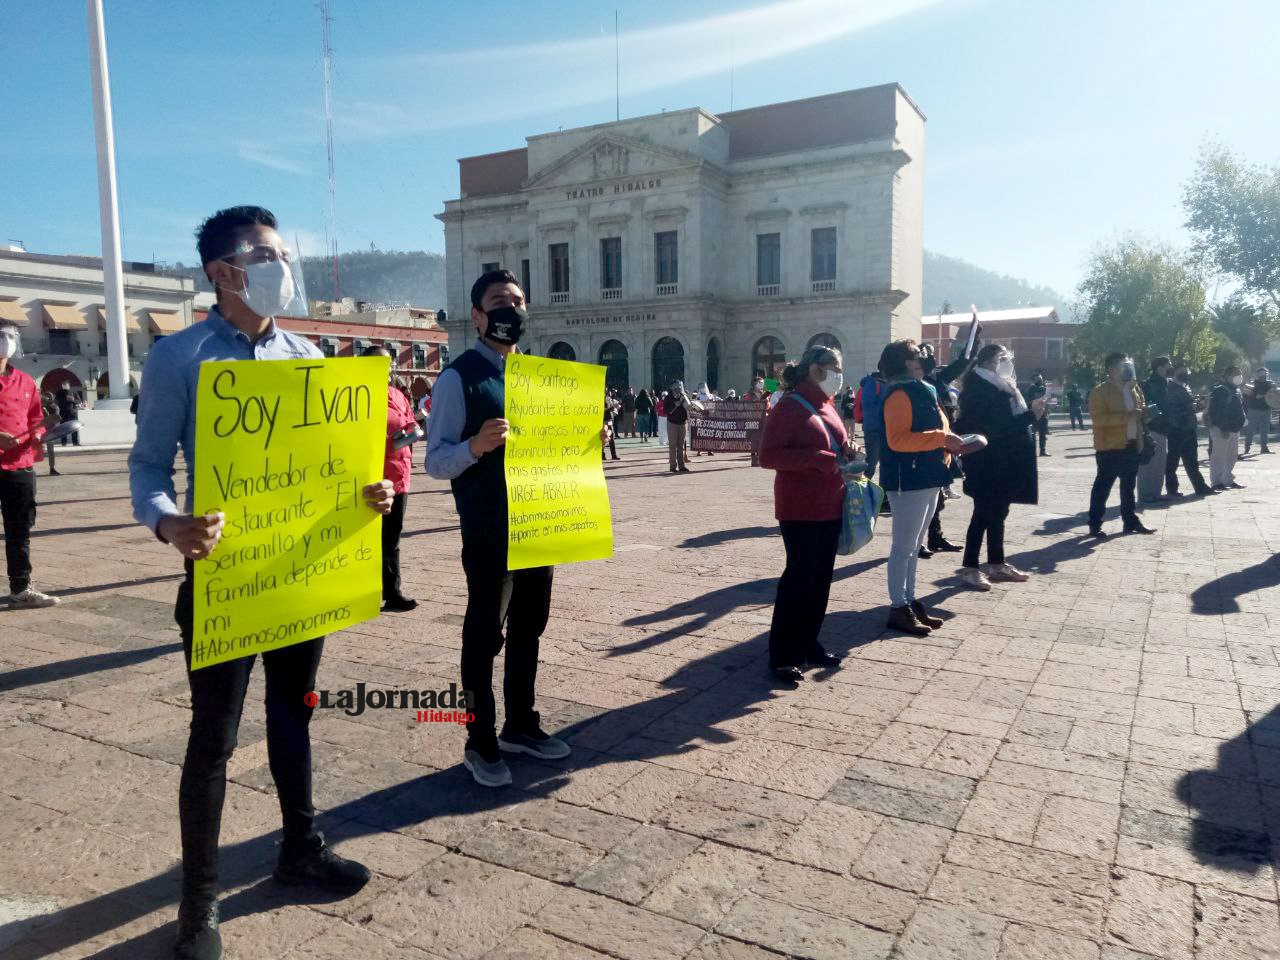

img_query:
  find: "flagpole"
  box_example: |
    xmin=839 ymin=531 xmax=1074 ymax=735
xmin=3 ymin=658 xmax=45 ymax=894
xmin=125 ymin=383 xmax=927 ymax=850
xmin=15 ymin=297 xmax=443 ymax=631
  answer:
xmin=87 ymin=0 xmax=130 ymax=407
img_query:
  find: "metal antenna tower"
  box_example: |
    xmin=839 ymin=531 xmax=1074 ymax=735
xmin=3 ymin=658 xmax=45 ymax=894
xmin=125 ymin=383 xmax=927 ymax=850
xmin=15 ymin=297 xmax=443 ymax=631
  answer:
xmin=321 ymin=0 xmax=341 ymax=300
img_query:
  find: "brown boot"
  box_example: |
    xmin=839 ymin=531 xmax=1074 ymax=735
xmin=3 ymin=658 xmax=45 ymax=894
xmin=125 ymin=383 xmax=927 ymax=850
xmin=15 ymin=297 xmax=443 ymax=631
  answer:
xmin=886 ymin=605 xmax=931 ymax=636
xmin=910 ymin=600 xmax=943 ymax=629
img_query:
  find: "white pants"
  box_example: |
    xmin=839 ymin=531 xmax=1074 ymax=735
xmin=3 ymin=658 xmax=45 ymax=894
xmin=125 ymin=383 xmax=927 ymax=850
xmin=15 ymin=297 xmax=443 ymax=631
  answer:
xmin=1137 ymin=430 xmax=1168 ymax=500
xmin=1209 ymin=426 xmax=1238 ymax=487
xmin=657 ymin=416 xmax=668 ymax=445
xmin=886 ymin=487 xmax=940 ymax=608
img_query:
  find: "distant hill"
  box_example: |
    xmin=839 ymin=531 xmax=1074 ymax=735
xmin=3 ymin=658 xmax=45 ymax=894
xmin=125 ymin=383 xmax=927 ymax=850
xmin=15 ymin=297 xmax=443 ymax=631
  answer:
xmin=165 ymin=248 xmax=1064 ymax=319
xmin=922 ymin=251 xmax=1072 ymax=319
xmin=163 ymin=249 xmax=446 ymax=308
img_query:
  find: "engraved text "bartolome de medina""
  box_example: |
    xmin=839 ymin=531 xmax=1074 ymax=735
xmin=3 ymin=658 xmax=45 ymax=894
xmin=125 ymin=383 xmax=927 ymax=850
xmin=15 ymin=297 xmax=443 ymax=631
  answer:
xmin=564 ymin=178 xmax=662 ymax=201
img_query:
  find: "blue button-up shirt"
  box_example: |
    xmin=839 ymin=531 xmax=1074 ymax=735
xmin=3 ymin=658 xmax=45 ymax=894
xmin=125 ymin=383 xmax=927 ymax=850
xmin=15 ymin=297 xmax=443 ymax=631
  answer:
xmin=425 ymin=339 xmax=505 ymax=481
xmin=128 ymin=306 xmax=321 ymax=535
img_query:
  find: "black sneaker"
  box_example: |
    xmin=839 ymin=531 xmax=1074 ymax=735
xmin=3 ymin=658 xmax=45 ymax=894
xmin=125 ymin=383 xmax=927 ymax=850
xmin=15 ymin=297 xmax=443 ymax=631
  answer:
xmin=382 ymin=595 xmax=418 ymax=612
xmin=928 ymin=537 xmax=963 ymax=552
xmin=273 ymin=834 xmax=371 ymax=892
xmin=1088 ymin=526 xmax=1109 ymax=538
xmin=1229 ymin=482 xmax=1246 ymax=490
xmin=175 ymin=896 xmax=221 ymax=960
xmin=772 ymin=665 xmax=804 ymax=684
xmin=917 ymin=545 xmax=934 ymax=559
xmin=498 ymin=725 xmax=570 ymax=760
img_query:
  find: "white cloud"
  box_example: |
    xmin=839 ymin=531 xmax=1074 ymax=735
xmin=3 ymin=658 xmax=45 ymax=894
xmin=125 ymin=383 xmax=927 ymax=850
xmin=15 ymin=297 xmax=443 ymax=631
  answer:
xmin=336 ymin=0 xmax=957 ymax=138
xmin=236 ymin=142 xmax=313 ymax=176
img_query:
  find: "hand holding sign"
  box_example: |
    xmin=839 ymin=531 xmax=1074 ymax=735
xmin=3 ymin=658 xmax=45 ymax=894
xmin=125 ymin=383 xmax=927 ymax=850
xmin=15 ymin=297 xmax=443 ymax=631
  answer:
xmin=469 ymin=418 xmax=509 ymax=456
xmin=160 ymin=512 xmax=227 ymax=561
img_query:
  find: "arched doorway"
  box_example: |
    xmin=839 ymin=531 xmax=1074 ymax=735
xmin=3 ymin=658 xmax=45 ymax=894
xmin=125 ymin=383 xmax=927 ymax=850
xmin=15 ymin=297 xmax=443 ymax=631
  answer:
xmin=548 ymin=341 xmax=577 ymax=362
xmin=752 ymin=336 xmax=787 ymax=380
xmin=807 ymin=332 xmax=841 ymax=353
xmin=90 ymin=370 xmax=137 ymax=400
xmin=651 ymin=337 xmax=685 ymax=390
xmin=706 ymin=337 xmax=721 ymax=392
xmin=41 ymin=369 xmax=84 ymax=400
xmin=598 ymin=340 xmax=629 ymax=390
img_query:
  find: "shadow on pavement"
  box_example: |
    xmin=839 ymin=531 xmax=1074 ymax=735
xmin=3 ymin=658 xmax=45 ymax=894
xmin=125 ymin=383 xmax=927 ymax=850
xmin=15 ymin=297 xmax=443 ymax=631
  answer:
xmin=0 ymin=641 xmax=183 ymax=694
xmin=13 ymin=628 xmax=791 ymax=957
xmin=679 ymin=526 xmax=778 ymax=549
xmin=1189 ymin=555 xmax=1280 ymax=615
xmin=1175 ymin=705 xmax=1277 ymax=874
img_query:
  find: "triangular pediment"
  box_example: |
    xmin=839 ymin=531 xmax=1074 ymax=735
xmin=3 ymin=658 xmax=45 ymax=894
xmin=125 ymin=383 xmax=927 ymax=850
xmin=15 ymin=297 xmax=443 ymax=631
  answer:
xmin=524 ymin=134 xmax=706 ymax=190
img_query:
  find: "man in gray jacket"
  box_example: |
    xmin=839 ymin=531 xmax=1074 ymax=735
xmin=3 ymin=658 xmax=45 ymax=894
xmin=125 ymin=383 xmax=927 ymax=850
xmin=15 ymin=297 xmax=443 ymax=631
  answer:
xmin=1163 ymin=361 xmax=1213 ymax=497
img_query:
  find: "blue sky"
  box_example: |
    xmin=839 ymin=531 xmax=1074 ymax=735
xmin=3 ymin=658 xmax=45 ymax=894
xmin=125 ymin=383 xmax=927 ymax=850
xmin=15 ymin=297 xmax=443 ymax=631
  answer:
xmin=2 ymin=0 xmax=1277 ymax=298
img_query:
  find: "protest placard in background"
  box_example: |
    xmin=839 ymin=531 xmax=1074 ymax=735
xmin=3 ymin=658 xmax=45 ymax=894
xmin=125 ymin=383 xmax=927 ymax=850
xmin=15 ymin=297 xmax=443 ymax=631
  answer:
xmin=689 ymin=399 xmax=767 ymax=452
xmin=504 ymin=354 xmax=613 ymax=570
xmin=191 ymin=357 xmax=387 ymax=669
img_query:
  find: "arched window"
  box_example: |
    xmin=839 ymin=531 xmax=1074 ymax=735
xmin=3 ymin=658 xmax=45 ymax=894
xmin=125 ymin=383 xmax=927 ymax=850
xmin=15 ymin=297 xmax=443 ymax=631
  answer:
xmin=548 ymin=341 xmax=576 ymax=362
xmin=706 ymin=337 xmax=721 ymax=392
xmin=651 ymin=337 xmax=685 ymax=390
xmin=752 ymin=336 xmax=787 ymax=380
xmin=598 ymin=340 xmax=629 ymax=390
xmin=807 ymin=332 xmax=841 ymax=353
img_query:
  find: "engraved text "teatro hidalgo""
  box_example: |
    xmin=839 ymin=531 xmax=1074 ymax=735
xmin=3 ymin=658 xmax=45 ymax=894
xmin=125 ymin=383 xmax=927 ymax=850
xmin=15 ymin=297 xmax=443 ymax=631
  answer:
xmin=564 ymin=178 xmax=663 ymax=201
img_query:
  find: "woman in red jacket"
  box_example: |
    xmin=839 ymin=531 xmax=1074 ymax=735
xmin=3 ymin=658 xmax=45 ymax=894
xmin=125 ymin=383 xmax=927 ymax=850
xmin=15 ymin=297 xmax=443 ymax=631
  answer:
xmin=367 ymin=345 xmax=420 ymax=612
xmin=759 ymin=345 xmax=859 ymax=684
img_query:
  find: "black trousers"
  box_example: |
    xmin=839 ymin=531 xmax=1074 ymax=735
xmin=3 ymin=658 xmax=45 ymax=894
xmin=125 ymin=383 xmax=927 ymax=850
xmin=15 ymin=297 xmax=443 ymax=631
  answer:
xmin=928 ymin=490 xmax=946 ymax=542
xmin=0 ymin=467 xmax=36 ymax=593
xmin=963 ymin=496 xmax=1010 ymax=567
xmin=381 ymin=492 xmax=407 ymax=601
xmin=175 ymin=568 xmax=323 ymax=898
xmin=1089 ymin=443 xmax=1139 ymax=528
xmin=1069 ymin=409 xmax=1084 ymax=429
xmin=768 ymin=519 xmax=841 ymax=668
xmin=1035 ymin=416 xmax=1049 ymax=452
xmin=1165 ymin=427 xmax=1210 ymax=494
xmin=460 ymin=534 xmax=553 ymax=751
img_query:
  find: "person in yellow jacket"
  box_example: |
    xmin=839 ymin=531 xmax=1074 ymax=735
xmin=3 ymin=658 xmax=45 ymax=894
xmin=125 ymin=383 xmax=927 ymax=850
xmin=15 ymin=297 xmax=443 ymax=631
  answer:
xmin=1087 ymin=352 xmax=1157 ymax=537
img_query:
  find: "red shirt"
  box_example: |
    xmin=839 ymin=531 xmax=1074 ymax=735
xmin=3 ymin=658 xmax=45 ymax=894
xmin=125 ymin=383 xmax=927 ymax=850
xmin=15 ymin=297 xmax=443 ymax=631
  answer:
xmin=0 ymin=366 xmax=44 ymax=471
xmin=758 ymin=381 xmax=848 ymax=522
xmin=384 ymin=385 xmax=417 ymax=494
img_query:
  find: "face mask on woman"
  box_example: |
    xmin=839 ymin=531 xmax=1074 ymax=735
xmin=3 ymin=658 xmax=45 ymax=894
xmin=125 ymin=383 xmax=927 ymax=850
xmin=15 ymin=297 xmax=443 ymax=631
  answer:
xmin=995 ymin=357 xmax=1015 ymax=381
xmin=1231 ymin=374 xmax=1244 ymax=386
xmin=820 ymin=369 xmax=843 ymax=397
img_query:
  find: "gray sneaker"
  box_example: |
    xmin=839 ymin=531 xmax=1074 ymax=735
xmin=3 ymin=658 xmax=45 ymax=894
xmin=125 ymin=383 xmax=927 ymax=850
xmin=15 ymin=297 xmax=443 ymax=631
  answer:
xmin=6 ymin=587 xmax=59 ymax=608
xmin=498 ymin=727 xmax=571 ymax=760
xmin=463 ymin=747 xmax=512 ymax=787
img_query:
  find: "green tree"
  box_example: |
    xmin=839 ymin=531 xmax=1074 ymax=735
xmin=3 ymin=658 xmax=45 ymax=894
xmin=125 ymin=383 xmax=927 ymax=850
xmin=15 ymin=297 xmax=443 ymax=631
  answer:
xmin=1072 ymin=238 xmax=1215 ymax=376
xmin=1209 ymin=295 xmax=1280 ymax=366
xmin=1184 ymin=143 xmax=1280 ymax=311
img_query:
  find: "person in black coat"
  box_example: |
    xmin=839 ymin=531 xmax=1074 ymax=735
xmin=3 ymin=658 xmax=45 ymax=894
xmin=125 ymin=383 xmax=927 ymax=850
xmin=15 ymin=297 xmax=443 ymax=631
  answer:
xmin=954 ymin=344 xmax=1045 ymax=591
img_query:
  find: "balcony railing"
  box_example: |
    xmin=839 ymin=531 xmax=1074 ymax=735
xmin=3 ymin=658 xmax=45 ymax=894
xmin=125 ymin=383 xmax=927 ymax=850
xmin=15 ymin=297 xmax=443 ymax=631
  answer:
xmin=601 ymin=288 xmax=622 ymax=301
xmin=811 ymin=279 xmax=836 ymax=294
xmin=656 ymin=283 xmax=678 ymax=297
xmin=549 ymin=291 xmax=570 ymax=305
xmin=757 ymin=284 xmax=780 ymax=297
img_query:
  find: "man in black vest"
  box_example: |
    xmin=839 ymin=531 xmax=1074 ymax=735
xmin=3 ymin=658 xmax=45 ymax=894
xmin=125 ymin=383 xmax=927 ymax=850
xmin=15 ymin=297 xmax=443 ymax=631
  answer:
xmin=426 ymin=269 xmax=570 ymax=787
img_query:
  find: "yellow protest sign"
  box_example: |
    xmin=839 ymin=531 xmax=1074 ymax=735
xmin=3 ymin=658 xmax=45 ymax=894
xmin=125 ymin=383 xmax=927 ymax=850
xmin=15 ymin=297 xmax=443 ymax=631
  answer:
xmin=505 ymin=354 xmax=613 ymax=570
xmin=190 ymin=357 xmax=387 ymax=670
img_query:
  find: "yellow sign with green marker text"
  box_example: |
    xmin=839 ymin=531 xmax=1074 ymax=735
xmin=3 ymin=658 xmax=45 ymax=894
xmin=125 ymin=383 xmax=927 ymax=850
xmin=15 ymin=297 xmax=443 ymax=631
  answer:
xmin=191 ymin=357 xmax=387 ymax=669
xmin=505 ymin=354 xmax=613 ymax=570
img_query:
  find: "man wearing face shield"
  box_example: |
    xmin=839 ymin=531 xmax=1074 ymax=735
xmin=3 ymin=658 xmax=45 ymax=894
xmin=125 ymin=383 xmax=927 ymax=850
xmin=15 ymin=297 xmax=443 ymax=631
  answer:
xmin=0 ymin=320 xmax=60 ymax=608
xmin=129 ymin=206 xmax=394 ymax=960
xmin=1086 ymin=352 xmax=1156 ymax=537
xmin=1208 ymin=364 xmax=1248 ymax=490
xmin=426 ymin=269 xmax=574 ymax=788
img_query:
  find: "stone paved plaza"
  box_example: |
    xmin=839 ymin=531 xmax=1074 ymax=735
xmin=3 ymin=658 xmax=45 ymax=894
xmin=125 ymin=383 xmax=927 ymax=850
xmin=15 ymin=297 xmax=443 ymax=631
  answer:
xmin=3 ymin=420 xmax=1280 ymax=959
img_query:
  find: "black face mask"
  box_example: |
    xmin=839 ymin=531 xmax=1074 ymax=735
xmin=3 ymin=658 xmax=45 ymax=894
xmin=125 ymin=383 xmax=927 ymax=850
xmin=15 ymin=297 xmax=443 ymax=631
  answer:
xmin=920 ymin=355 xmax=937 ymax=375
xmin=483 ymin=305 xmax=526 ymax=345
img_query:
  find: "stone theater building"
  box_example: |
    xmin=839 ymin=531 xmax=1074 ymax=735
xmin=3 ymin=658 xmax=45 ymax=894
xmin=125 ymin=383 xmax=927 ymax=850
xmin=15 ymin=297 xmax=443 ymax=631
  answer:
xmin=437 ymin=83 xmax=925 ymax=391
